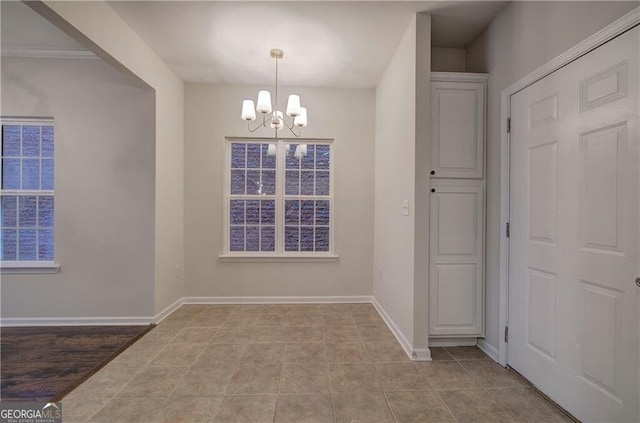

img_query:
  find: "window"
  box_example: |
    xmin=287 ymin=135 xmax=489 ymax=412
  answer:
xmin=224 ymin=139 xmax=334 ymax=258
xmin=1 ymin=119 xmax=55 ymax=266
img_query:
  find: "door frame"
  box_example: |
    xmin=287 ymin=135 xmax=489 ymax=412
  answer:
xmin=497 ymin=7 xmax=640 ymax=366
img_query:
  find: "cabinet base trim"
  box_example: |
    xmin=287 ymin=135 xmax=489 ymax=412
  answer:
xmin=429 ymin=337 xmax=478 ymax=347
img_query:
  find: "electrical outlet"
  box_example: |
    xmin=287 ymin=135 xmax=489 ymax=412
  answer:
xmin=175 ymin=264 xmax=181 ymax=278
xmin=379 ymin=269 xmax=383 ymax=284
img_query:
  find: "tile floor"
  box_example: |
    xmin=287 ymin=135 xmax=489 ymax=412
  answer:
xmin=62 ymin=304 xmax=572 ymax=423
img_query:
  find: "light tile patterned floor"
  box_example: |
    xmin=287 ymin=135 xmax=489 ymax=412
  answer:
xmin=62 ymin=304 xmax=572 ymax=423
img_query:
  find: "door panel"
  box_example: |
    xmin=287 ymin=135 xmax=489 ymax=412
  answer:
xmin=430 ymin=81 xmax=485 ymax=178
xmin=430 ymin=182 xmax=484 ymax=336
xmin=509 ymin=26 xmax=638 ymax=423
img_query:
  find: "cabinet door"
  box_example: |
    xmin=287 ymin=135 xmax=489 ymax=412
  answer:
xmin=430 ymin=81 xmax=485 ymax=178
xmin=429 ymin=183 xmax=484 ymax=336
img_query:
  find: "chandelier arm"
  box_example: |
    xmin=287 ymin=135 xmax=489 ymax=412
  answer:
xmin=284 ymin=122 xmax=302 ymax=137
xmin=247 ymin=115 xmax=268 ymax=133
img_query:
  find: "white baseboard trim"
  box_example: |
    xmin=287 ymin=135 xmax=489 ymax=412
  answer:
xmin=182 ymin=296 xmax=373 ymax=304
xmin=154 ymin=297 xmax=185 ymax=323
xmin=371 ymin=298 xmax=431 ymax=361
xmin=0 ymin=316 xmax=155 ymax=327
xmin=477 ymin=339 xmax=500 ymax=363
xmin=429 ymin=337 xmax=478 ymax=347
xmin=411 ymin=348 xmax=432 ymax=361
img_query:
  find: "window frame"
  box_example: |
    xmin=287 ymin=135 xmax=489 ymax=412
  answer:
xmin=220 ymin=137 xmax=337 ymax=261
xmin=1 ymin=117 xmax=59 ymax=273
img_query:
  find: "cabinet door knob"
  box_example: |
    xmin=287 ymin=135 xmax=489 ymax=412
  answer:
xmin=430 ymin=170 xmax=435 ymax=175
xmin=431 ymin=188 xmax=436 ymax=193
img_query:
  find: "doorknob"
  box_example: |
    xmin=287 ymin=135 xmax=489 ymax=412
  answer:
xmin=636 ymin=277 xmax=640 ymax=287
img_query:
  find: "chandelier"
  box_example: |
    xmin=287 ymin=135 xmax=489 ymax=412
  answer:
xmin=241 ymin=49 xmax=308 ymax=138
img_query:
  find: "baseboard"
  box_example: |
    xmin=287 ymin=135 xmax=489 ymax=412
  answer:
xmin=0 ymin=316 xmax=155 ymax=327
xmin=182 ymin=296 xmax=373 ymax=304
xmin=477 ymin=338 xmax=499 ymax=362
xmin=371 ymin=298 xmax=431 ymax=361
xmin=429 ymin=337 xmax=478 ymax=347
xmin=154 ymin=297 xmax=185 ymax=323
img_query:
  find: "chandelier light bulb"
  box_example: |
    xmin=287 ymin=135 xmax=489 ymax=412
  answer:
xmin=294 ymin=107 xmax=308 ymax=127
xmin=286 ymin=95 xmax=301 ymax=117
xmin=241 ymin=100 xmax=256 ymax=121
xmin=256 ymin=90 xmax=272 ymax=113
xmin=270 ymin=111 xmax=284 ymax=130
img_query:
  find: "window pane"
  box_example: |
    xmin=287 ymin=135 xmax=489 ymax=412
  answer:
xmin=230 ymin=200 xmax=245 ymax=225
xmin=22 ymin=158 xmax=40 ymax=190
xmin=38 ymin=196 xmax=54 ymax=227
xmin=285 ymin=171 xmax=299 ymax=195
xmin=42 ymin=126 xmax=54 ymax=158
xmin=262 ymin=144 xmax=276 ymax=169
xmin=42 ymin=159 xmax=54 ymax=190
xmin=300 ymin=227 xmax=314 ymax=251
xmin=247 ymin=144 xmax=261 ymax=168
xmin=301 ymin=145 xmax=315 ymax=169
xmin=301 ymin=171 xmax=314 ymax=195
xmin=285 ymin=200 xmax=299 ymax=225
xmin=38 ymin=229 xmax=54 ymax=260
xmin=286 ymin=145 xmax=299 ymax=169
xmin=230 ymin=226 xmax=244 ymax=251
xmin=18 ymin=229 xmax=36 ymax=260
xmin=246 ymin=200 xmax=260 ymax=224
xmin=316 ymin=145 xmax=330 ymax=169
xmin=315 ymin=227 xmax=330 ymax=252
xmin=231 ymin=169 xmax=246 ymax=194
xmin=246 ymin=226 xmax=260 ymax=251
xmin=231 ymin=143 xmax=246 ymax=168
xmin=22 ymin=126 xmax=40 ymax=157
xmin=1 ymin=195 xmax=17 ymax=227
xmin=260 ymin=200 xmax=275 ymax=225
xmin=301 ymin=200 xmax=314 ymax=225
xmin=246 ymin=170 xmax=261 ymax=195
xmin=2 ymin=229 xmax=17 ymax=260
xmin=261 ymin=226 xmax=275 ymax=251
xmin=315 ymin=201 xmax=330 ymax=225
xmin=262 ymin=170 xmax=275 ymax=195
xmin=19 ymin=196 xmax=37 ymax=227
xmin=285 ymin=226 xmax=299 ymax=251
xmin=2 ymin=125 xmax=21 ymax=156
xmin=2 ymin=158 xmax=20 ymax=189
xmin=316 ymin=171 xmax=330 ymax=196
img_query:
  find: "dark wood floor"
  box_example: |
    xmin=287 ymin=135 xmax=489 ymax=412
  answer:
xmin=1 ymin=325 xmax=154 ymax=402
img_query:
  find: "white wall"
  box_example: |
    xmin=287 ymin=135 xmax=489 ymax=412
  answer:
xmin=184 ymin=84 xmax=375 ymax=298
xmin=32 ymin=1 xmax=185 ymax=315
xmin=1 ymin=57 xmax=155 ymax=319
xmin=431 ymin=47 xmax=465 ymax=72
xmin=373 ymin=13 xmax=431 ymax=353
xmin=466 ymin=1 xmax=638 ymax=351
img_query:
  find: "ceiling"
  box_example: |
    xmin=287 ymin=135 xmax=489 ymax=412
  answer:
xmin=1 ymin=1 xmax=509 ymax=88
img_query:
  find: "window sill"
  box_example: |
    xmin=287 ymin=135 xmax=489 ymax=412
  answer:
xmin=218 ymin=254 xmax=339 ymax=263
xmin=1 ymin=262 xmax=61 ymax=274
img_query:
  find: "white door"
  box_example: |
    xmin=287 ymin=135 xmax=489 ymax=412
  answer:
xmin=429 ymin=180 xmax=484 ymax=336
xmin=509 ymin=26 xmax=639 ymax=423
xmin=430 ymin=80 xmax=485 ymax=179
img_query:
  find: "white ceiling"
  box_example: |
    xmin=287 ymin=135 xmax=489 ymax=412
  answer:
xmin=1 ymin=1 xmax=509 ymax=88
xmin=108 ymin=1 xmax=509 ymax=88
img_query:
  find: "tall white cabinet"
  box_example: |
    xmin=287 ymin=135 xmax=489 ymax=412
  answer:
xmin=429 ymin=72 xmax=488 ymax=340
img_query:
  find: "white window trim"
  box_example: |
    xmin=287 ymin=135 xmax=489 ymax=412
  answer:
xmin=1 ymin=261 xmax=60 ymax=274
xmin=1 ymin=117 xmax=59 ymax=271
xmin=219 ymin=137 xmax=337 ymax=261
